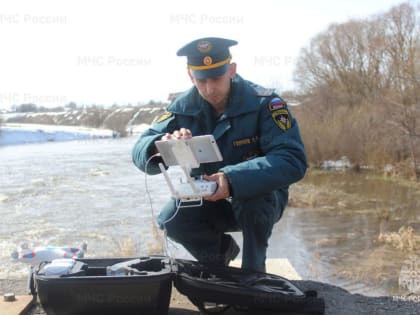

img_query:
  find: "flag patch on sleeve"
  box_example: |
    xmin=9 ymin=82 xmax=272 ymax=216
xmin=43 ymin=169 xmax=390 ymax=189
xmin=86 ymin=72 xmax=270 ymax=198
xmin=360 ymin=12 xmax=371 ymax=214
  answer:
xmin=268 ymin=98 xmax=291 ymax=131
xmin=268 ymin=97 xmax=287 ymax=111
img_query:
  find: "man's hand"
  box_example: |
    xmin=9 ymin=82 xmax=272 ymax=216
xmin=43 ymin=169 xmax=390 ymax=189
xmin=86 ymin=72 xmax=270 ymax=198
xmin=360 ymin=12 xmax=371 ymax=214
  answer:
xmin=161 ymin=128 xmax=192 ymax=140
xmin=203 ymin=172 xmax=230 ymax=201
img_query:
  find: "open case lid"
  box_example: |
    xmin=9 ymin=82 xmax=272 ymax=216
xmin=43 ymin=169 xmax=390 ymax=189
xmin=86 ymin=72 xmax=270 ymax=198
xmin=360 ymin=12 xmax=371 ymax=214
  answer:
xmin=173 ymin=259 xmax=325 ymax=314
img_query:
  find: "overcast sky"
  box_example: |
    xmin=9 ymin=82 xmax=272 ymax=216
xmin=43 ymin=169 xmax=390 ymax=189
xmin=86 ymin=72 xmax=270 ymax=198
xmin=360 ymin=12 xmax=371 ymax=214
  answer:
xmin=0 ymin=0 xmax=412 ymax=109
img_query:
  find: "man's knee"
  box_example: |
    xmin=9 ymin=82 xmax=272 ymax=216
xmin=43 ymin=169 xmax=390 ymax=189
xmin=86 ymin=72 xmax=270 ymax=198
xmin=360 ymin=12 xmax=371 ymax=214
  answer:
xmin=233 ymin=191 xmax=285 ymax=228
xmin=157 ymin=202 xmax=175 ymax=229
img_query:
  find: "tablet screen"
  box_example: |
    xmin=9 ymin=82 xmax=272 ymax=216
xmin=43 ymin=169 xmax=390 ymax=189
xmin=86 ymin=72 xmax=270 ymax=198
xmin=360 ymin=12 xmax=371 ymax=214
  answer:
xmin=155 ymin=135 xmax=222 ymax=167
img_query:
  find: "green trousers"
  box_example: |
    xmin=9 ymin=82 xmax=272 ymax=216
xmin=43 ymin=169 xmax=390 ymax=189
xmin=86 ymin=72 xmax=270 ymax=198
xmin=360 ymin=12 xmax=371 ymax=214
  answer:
xmin=157 ymin=191 xmax=285 ymax=272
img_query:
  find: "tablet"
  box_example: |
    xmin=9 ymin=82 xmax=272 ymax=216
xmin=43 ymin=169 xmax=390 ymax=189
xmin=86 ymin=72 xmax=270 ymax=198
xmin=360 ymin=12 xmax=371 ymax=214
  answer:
xmin=155 ymin=135 xmax=223 ymax=167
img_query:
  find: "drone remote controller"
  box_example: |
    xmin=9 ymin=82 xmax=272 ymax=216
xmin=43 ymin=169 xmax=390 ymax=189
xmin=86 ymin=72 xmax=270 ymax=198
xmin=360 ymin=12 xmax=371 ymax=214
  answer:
xmin=174 ymin=179 xmax=218 ymax=201
xmin=155 ymin=135 xmax=223 ymax=204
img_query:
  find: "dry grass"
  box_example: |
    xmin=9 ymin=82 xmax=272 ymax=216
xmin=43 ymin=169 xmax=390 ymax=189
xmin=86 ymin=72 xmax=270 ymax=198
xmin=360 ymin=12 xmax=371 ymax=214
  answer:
xmin=113 ymin=238 xmax=137 ymax=256
xmin=378 ymin=226 xmax=420 ymax=251
xmin=292 ymin=96 xmax=419 ymax=179
xmin=111 ymin=224 xmax=164 ymax=257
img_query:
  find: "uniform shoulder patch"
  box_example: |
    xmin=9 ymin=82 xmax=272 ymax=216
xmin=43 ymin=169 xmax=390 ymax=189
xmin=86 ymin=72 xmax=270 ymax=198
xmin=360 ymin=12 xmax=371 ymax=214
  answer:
xmin=154 ymin=111 xmax=173 ymax=123
xmin=268 ymin=98 xmax=291 ymax=131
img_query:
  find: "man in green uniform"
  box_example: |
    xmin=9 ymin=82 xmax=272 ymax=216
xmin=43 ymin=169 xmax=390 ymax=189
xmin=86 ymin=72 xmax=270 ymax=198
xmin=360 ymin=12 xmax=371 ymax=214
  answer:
xmin=132 ymin=37 xmax=307 ymax=272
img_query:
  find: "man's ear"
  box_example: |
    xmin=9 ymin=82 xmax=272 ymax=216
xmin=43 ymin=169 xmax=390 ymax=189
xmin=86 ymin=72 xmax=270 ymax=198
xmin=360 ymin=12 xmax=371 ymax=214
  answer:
xmin=187 ymin=68 xmax=195 ymax=82
xmin=229 ymin=63 xmax=237 ymax=79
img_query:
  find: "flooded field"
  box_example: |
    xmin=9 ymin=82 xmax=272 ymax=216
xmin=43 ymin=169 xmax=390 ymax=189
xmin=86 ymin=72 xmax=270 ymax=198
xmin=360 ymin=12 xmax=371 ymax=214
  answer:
xmin=286 ymin=170 xmax=420 ymax=296
xmin=0 ymin=137 xmax=419 ymax=297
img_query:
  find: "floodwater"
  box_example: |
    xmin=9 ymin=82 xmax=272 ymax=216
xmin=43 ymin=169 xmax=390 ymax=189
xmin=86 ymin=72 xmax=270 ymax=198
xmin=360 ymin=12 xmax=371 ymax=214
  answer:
xmin=0 ymin=137 xmax=419 ymax=297
xmin=281 ymin=171 xmax=419 ymax=296
xmin=0 ymin=137 xmax=168 ymax=278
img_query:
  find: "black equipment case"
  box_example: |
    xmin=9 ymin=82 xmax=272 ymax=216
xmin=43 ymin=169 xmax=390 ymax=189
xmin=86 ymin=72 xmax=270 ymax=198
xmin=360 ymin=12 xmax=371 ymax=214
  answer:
xmin=34 ymin=256 xmax=173 ymax=315
xmin=33 ymin=256 xmax=325 ymax=315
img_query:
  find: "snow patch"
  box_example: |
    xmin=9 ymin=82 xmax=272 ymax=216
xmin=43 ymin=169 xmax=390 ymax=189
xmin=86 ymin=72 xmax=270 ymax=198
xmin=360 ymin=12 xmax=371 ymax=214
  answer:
xmin=0 ymin=123 xmax=114 ymax=146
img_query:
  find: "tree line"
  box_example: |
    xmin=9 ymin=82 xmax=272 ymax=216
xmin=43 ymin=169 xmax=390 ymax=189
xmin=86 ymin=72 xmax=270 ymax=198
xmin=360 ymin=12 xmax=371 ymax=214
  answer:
xmin=292 ymin=2 xmax=420 ymax=179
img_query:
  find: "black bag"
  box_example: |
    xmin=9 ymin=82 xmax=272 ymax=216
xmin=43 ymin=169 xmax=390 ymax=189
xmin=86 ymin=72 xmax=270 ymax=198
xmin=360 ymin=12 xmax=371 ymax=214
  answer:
xmin=174 ymin=259 xmax=325 ymax=314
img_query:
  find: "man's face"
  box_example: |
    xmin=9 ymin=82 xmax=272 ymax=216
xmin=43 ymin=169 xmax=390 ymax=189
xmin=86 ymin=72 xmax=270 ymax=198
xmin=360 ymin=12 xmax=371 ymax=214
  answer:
xmin=189 ymin=63 xmax=236 ymax=110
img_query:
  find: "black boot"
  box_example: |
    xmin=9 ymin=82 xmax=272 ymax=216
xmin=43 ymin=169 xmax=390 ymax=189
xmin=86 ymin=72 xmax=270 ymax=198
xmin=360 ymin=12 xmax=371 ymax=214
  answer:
xmin=220 ymin=234 xmax=240 ymax=266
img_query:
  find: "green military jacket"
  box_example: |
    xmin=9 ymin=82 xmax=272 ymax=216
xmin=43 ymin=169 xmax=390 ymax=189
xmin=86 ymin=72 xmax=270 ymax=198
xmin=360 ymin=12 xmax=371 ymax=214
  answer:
xmin=132 ymin=75 xmax=307 ymax=202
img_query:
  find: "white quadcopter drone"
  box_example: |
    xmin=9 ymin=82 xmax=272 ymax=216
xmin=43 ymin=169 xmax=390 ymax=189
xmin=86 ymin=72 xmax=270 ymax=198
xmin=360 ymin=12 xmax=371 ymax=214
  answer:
xmin=154 ymin=135 xmax=223 ymax=206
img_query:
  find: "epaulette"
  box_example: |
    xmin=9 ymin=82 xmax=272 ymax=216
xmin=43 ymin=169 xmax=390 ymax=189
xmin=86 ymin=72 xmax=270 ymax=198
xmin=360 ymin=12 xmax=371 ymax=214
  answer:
xmin=247 ymin=81 xmax=275 ymax=96
xmin=167 ymin=92 xmax=183 ymax=102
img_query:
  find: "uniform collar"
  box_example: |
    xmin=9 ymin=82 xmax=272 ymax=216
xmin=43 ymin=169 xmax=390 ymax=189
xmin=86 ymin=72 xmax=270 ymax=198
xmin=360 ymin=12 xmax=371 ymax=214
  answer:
xmin=168 ymin=74 xmax=261 ymax=117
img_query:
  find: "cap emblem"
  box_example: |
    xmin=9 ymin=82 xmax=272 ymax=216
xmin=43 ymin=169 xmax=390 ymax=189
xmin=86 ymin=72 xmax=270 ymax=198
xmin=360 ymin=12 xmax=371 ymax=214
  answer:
xmin=197 ymin=40 xmax=212 ymax=53
xmin=203 ymin=56 xmax=213 ymax=66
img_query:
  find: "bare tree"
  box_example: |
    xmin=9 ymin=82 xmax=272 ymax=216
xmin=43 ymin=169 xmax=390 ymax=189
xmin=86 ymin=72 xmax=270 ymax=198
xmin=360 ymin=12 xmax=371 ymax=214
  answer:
xmin=386 ymin=101 xmax=420 ymax=179
xmin=385 ymin=3 xmax=420 ymax=105
xmin=384 ymin=3 xmax=420 ymax=178
xmin=295 ymin=15 xmax=389 ymax=107
xmin=293 ymin=1 xmax=420 ymax=177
